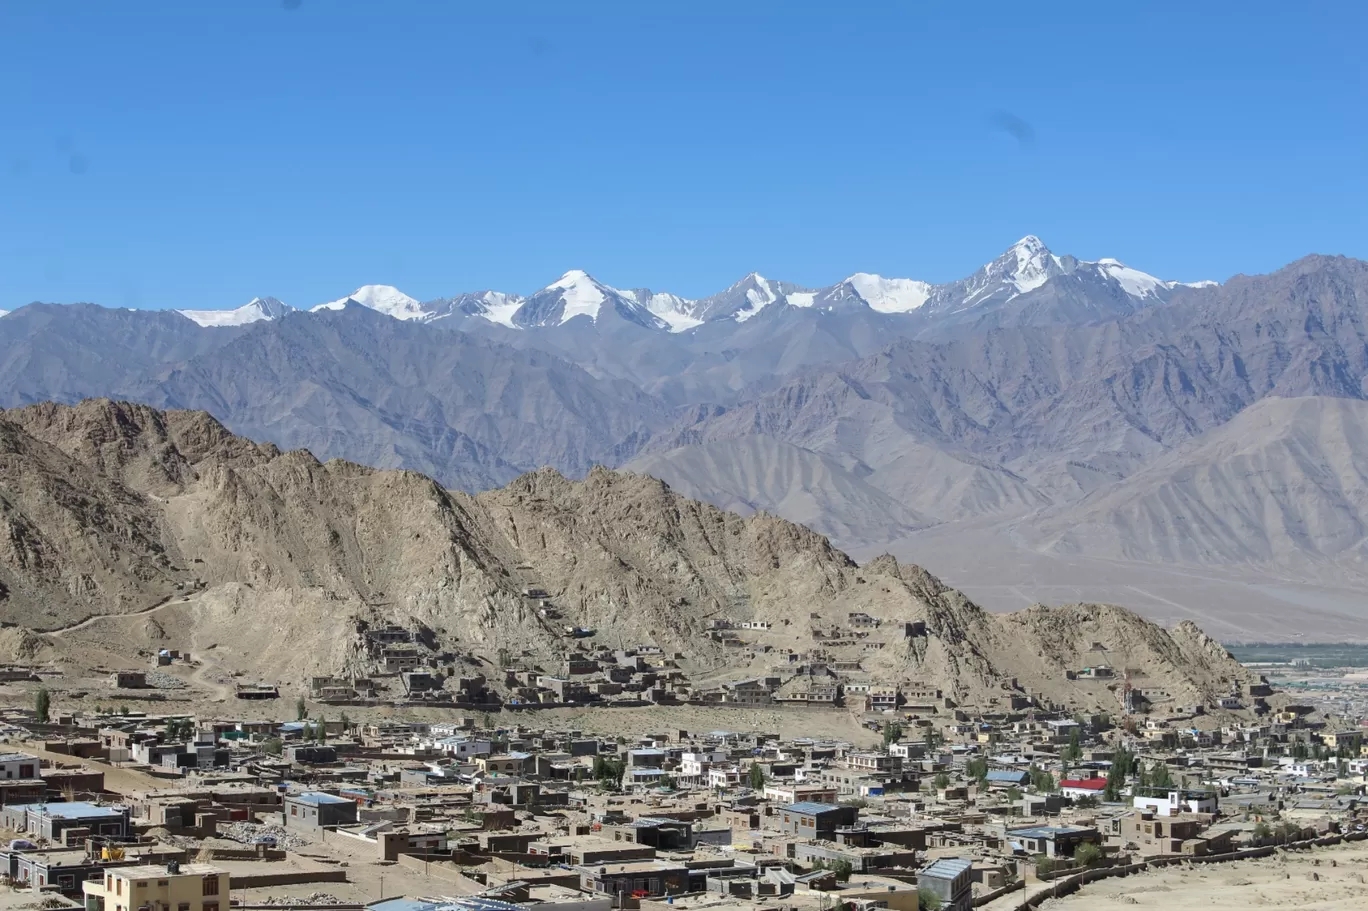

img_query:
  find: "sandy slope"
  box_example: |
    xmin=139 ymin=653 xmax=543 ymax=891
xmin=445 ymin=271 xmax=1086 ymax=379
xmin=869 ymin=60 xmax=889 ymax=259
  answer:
xmin=1042 ymin=840 xmax=1368 ymax=911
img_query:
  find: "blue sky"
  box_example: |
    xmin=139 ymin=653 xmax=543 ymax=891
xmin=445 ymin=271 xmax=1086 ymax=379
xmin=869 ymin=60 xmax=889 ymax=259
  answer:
xmin=2 ymin=1 xmax=1365 ymax=311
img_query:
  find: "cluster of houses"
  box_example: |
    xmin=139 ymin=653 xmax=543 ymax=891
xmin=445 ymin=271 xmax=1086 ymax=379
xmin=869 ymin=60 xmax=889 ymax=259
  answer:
xmin=0 ymin=674 xmax=1364 ymax=911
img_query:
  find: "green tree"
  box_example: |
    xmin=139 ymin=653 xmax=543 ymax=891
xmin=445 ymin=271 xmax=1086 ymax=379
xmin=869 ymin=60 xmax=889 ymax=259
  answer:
xmin=1005 ymin=786 xmax=1023 ymax=802
xmin=34 ymin=688 xmax=50 ymax=724
xmin=1104 ymin=745 xmax=1133 ymax=801
xmin=917 ymin=887 xmax=942 ymax=910
xmin=882 ymin=722 xmax=904 ymax=748
xmin=1075 ymin=795 xmax=1100 ymax=809
xmin=829 ymin=859 xmax=853 ymax=882
xmin=1149 ymin=761 xmax=1173 ymax=789
xmin=1034 ymin=855 xmax=1055 ymax=877
xmin=924 ymin=728 xmax=941 ymax=750
xmin=1066 ymin=727 xmax=1083 ymax=762
xmin=933 ymin=772 xmax=951 ymax=790
xmin=1252 ymin=821 xmax=1271 ymax=841
xmin=339 ymin=711 xmax=350 ymax=732
xmin=1029 ymin=764 xmax=1056 ymax=793
xmin=1075 ymin=842 xmax=1103 ymax=868
xmin=965 ymin=756 xmax=989 ymax=783
xmin=295 ymin=695 xmax=308 ymax=721
xmin=316 ymin=716 xmax=328 ymax=743
xmin=593 ymin=756 xmax=625 ymax=789
xmin=748 ymin=763 xmax=766 ymax=790
xmin=262 ymin=737 xmax=283 ymax=756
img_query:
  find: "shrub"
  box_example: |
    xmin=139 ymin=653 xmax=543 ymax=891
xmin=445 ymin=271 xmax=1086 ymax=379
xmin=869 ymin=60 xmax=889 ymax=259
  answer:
xmin=1075 ymin=842 xmax=1103 ymax=868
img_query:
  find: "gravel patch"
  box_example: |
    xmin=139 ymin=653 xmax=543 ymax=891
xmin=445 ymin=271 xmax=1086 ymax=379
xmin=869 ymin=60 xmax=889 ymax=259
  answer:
xmin=219 ymin=820 xmax=310 ymax=851
xmin=146 ymin=670 xmax=188 ymax=689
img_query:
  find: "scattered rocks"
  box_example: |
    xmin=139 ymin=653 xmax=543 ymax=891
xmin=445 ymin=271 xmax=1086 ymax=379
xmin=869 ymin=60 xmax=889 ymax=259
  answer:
xmin=262 ymin=894 xmax=345 ymax=906
xmin=220 ymin=821 xmax=308 ymax=850
xmin=146 ymin=670 xmax=188 ymax=689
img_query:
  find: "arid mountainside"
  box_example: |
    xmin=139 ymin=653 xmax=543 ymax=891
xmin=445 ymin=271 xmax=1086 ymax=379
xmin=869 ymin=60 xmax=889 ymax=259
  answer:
xmin=1024 ymin=396 xmax=1368 ymax=574
xmin=0 ymin=400 xmax=1254 ymax=711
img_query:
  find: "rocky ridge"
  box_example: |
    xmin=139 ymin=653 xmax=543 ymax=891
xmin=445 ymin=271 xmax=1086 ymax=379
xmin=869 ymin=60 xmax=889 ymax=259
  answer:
xmin=0 ymin=400 xmax=1255 ymax=712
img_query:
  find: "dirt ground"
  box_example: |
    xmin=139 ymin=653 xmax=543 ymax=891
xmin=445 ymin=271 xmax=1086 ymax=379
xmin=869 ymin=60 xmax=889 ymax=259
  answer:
xmin=1039 ymin=840 xmax=1368 ymax=911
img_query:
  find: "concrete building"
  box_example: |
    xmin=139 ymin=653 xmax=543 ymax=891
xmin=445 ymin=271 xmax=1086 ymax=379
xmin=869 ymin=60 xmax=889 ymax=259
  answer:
xmin=1132 ymin=788 xmax=1219 ymax=817
xmin=1007 ymin=824 xmax=1101 ymax=858
xmin=283 ymin=792 xmax=358 ymax=833
xmin=0 ymin=752 xmax=39 ymax=780
xmin=1 ymin=801 xmax=130 ymax=842
xmin=83 ymin=863 xmax=228 ymax=911
xmin=774 ymin=802 xmax=858 ymax=839
xmin=919 ymin=857 xmax=973 ymax=911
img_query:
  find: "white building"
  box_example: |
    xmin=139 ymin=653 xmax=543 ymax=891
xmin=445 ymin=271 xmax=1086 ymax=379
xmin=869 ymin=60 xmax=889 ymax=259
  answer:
xmin=1132 ymin=789 xmax=1219 ymax=817
xmin=679 ymin=750 xmax=726 ymax=787
xmin=0 ymin=753 xmax=39 ymax=780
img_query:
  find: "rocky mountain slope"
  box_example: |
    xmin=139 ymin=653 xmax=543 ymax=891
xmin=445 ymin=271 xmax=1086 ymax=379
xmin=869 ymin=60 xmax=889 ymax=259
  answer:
xmin=0 ymin=400 xmax=1254 ymax=710
xmin=1024 ymin=396 xmax=1368 ymax=574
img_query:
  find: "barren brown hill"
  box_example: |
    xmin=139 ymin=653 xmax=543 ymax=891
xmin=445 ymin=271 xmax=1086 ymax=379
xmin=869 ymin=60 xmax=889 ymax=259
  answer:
xmin=0 ymin=399 xmax=1256 ymax=712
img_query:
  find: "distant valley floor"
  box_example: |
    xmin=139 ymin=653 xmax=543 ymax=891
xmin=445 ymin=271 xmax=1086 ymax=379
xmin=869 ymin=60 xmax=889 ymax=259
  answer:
xmin=870 ymin=522 xmax=1368 ymax=643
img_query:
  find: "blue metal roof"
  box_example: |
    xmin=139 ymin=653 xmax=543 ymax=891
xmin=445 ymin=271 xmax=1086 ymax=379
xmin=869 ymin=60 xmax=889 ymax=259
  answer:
xmin=985 ymin=770 xmax=1029 ymax=783
xmin=921 ymin=858 xmax=972 ymax=880
xmin=1009 ymin=825 xmax=1095 ymax=839
xmin=291 ymin=791 xmax=353 ymax=806
xmin=783 ymin=801 xmax=844 ymax=815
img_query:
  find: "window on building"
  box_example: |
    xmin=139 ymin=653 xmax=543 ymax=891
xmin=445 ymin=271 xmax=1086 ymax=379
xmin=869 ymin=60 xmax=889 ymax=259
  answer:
xmin=203 ymin=876 xmax=220 ymax=896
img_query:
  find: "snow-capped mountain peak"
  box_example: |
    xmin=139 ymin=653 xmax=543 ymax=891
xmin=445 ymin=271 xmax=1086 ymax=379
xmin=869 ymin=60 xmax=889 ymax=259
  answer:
xmin=734 ymin=273 xmax=780 ymax=323
xmin=620 ymin=288 xmax=703 ymax=333
xmin=154 ymin=234 xmax=1219 ymax=337
xmin=1004 ymin=235 xmax=1066 ymax=293
xmin=472 ymin=291 xmax=524 ymax=328
xmin=1092 ymin=258 xmax=1170 ymax=299
xmin=179 ymin=296 xmax=293 ymax=327
xmin=0 ymin=310 xmax=9 ymax=319
xmin=315 ymin=284 xmax=426 ymax=320
xmin=544 ymin=270 xmax=608 ymax=324
xmin=844 ymin=273 xmax=933 ymax=313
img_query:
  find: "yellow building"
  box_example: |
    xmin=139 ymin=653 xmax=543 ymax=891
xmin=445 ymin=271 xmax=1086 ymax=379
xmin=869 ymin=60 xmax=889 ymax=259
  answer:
xmin=83 ymin=863 xmax=228 ymax=911
xmin=1323 ymin=730 xmax=1363 ymax=752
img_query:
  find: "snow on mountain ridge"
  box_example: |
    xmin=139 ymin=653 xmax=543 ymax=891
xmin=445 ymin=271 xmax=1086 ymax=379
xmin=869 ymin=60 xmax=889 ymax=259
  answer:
xmin=845 ymin=273 xmax=933 ymax=313
xmin=150 ymin=236 xmax=1219 ymax=335
xmin=179 ymin=296 xmax=293 ymax=327
xmin=315 ymin=285 xmax=426 ymax=320
xmin=547 ymin=270 xmax=608 ymax=324
xmin=474 ymin=291 xmax=524 ymax=328
xmin=621 ymin=289 xmax=704 ymax=332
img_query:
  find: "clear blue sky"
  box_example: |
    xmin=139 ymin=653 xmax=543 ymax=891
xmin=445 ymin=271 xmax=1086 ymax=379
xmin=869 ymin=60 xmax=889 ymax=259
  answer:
xmin=2 ymin=1 xmax=1365 ymax=311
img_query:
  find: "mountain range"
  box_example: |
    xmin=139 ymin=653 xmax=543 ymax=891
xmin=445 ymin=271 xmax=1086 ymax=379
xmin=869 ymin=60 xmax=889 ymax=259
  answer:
xmin=4 ymin=237 xmax=1368 ymax=638
xmin=0 ymin=398 xmax=1255 ymax=713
